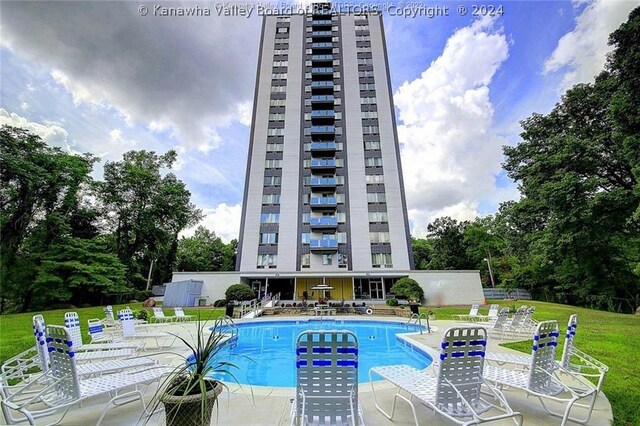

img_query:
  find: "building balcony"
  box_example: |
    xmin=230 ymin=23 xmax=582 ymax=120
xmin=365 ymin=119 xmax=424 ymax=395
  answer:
xmin=311 ymin=81 xmax=334 ymax=89
xmin=310 ymin=159 xmax=336 ymax=171
xmin=309 ymin=177 xmax=337 ymax=189
xmin=311 ymin=54 xmax=333 ymax=62
xmin=310 ymin=197 xmax=337 ymax=210
xmin=311 ymin=42 xmax=333 ymax=49
xmin=310 ymin=95 xmax=334 ymax=105
xmin=310 ymin=110 xmax=335 ymax=124
xmin=310 ymin=142 xmax=337 ymax=155
xmin=312 ymin=31 xmax=332 ymax=37
xmin=310 ymin=239 xmax=339 ymax=252
xmin=309 ymin=216 xmax=338 ymax=230
xmin=312 ymin=20 xmax=332 ymax=27
xmin=311 ymin=67 xmax=333 ymax=75
xmin=310 ymin=125 xmax=335 ymax=136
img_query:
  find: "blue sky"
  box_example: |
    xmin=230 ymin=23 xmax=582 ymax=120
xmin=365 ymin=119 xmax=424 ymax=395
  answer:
xmin=1 ymin=0 xmax=637 ymax=240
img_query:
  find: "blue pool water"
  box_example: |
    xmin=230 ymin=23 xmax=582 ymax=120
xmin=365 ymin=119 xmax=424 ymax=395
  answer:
xmin=209 ymin=319 xmax=432 ymax=387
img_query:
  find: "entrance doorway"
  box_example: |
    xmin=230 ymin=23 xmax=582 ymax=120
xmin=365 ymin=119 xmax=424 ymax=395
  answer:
xmin=369 ymin=278 xmax=384 ymax=299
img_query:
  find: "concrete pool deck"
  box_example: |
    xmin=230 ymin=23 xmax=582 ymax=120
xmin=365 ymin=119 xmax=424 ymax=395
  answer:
xmin=38 ymin=317 xmax=612 ymax=425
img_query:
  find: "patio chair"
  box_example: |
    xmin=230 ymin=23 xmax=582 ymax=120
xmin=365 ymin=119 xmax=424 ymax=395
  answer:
xmin=473 ymin=304 xmax=500 ymax=322
xmin=291 ymin=330 xmax=364 ymax=426
xmin=118 ymin=308 xmax=178 ymax=350
xmin=484 ymin=314 xmax=608 ymax=394
xmin=150 ymin=307 xmax=177 ymax=323
xmin=451 ymin=304 xmax=480 ymax=322
xmin=64 ymin=312 xmax=143 ymax=352
xmin=483 ymin=321 xmax=598 ymax=425
xmin=370 ymin=326 xmax=522 ymax=426
xmin=0 ymin=325 xmax=173 ymax=425
xmin=173 ymin=307 xmax=195 ymax=322
xmin=102 ymin=305 xmax=117 ymax=327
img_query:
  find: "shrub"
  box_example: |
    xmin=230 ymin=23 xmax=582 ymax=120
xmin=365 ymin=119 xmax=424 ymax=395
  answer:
xmin=386 ymin=298 xmax=399 ymax=307
xmin=225 ymin=283 xmax=255 ymax=302
xmin=134 ymin=309 xmax=149 ymax=321
xmin=390 ymin=278 xmax=424 ymax=303
xmin=213 ymin=299 xmax=227 ymax=308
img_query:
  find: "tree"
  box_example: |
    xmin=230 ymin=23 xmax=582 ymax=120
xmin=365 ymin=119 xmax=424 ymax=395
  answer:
xmin=175 ymin=226 xmax=232 ymax=272
xmin=0 ymin=126 xmax=98 ymax=311
xmin=426 ymin=217 xmax=474 ymax=270
xmin=225 ymin=283 xmax=255 ymax=302
xmin=501 ymin=7 xmax=640 ymax=312
xmin=411 ymin=238 xmax=433 ymax=270
xmin=96 ymin=150 xmax=202 ymax=289
xmin=390 ymin=277 xmax=424 ymax=302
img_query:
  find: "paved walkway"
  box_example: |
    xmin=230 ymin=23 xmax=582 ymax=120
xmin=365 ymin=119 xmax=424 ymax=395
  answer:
xmin=43 ymin=318 xmax=612 ymax=425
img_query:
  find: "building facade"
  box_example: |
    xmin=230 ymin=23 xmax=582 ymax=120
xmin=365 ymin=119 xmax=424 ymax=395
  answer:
xmin=235 ymin=5 xmax=416 ymax=302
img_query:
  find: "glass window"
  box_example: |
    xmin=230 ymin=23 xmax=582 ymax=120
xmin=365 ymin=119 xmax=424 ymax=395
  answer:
xmin=365 ymin=157 xmax=383 ymax=167
xmin=367 ymin=192 xmax=386 ymax=203
xmin=364 ymin=141 xmax=381 ymax=150
xmin=264 ymin=176 xmax=281 ymax=186
xmin=260 ymin=213 xmax=280 ymax=223
xmin=301 ymin=233 xmax=311 ymax=244
xmin=257 ymin=254 xmax=278 ymax=267
xmin=368 ymin=211 xmax=388 ymax=223
xmin=265 ymin=159 xmax=282 ymax=169
xmin=336 ymin=232 xmax=347 ymax=243
xmin=260 ymin=233 xmax=278 ymax=244
xmin=266 ymin=143 xmax=283 ymax=152
xmin=322 ymin=254 xmax=333 ymax=265
xmin=336 ymin=212 xmax=346 ymax=223
xmin=301 ymin=254 xmax=311 ymax=268
xmin=338 ymin=254 xmax=348 ymax=268
xmin=302 ymin=212 xmax=311 ymax=224
xmin=262 ymin=194 xmax=281 ymax=204
xmin=365 ymin=174 xmax=384 ymax=184
xmin=267 ymin=128 xmax=285 ymax=136
xmin=369 ymin=232 xmax=390 ymax=243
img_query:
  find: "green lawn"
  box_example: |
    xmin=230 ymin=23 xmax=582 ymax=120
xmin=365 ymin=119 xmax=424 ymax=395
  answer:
xmin=1 ymin=301 xmax=638 ymax=425
xmin=421 ymin=300 xmax=640 ymax=426
xmin=0 ymin=304 xmax=224 ymax=365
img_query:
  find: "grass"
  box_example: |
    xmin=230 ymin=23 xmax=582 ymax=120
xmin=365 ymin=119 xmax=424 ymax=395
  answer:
xmin=1 ymin=300 xmax=638 ymax=425
xmin=0 ymin=304 xmax=224 ymax=365
xmin=421 ymin=300 xmax=640 ymax=426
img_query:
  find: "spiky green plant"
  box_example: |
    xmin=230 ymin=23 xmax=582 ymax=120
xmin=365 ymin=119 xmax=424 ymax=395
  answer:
xmin=146 ymin=312 xmax=242 ymax=425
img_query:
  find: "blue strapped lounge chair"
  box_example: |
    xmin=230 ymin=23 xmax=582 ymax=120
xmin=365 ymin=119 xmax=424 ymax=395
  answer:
xmin=483 ymin=321 xmax=598 ymax=425
xmin=1 ymin=325 xmax=172 ymax=425
xmin=64 ymin=312 xmax=142 ymax=352
xmin=118 ymin=308 xmax=178 ymax=350
xmin=291 ymin=330 xmax=364 ymax=426
xmin=370 ymin=326 xmax=522 ymax=425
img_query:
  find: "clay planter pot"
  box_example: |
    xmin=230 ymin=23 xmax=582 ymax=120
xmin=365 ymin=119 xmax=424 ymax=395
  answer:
xmin=161 ymin=381 xmax=223 ymax=426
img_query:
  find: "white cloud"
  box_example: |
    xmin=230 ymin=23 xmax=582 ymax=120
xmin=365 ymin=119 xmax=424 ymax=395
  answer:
xmin=543 ymin=0 xmax=636 ymax=92
xmin=182 ymin=203 xmax=242 ymax=243
xmin=0 ymin=108 xmax=71 ymax=150
xmin=394 ymin=17 xmax=510 ymax=237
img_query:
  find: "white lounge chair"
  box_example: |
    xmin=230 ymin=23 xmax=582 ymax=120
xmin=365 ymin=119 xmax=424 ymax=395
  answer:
xmin=485 ymin=314 xmax=608 ymax=393
xmin=150 ymin=307 xmax=176 ymax=323
xmin=451 ymin=304 xmax=481 ymax=322
xmin=173 ymin=307 xmax=195 ymax=322
xmin=291 ymin=330 xmax=364 ymax=426
xmin=64 ymin=312 xmax=143 ymax=352
xmin=370 ymin=326 xmax=522 ymax=426
xmin=0 ymin=325 xmax=173 ymax=425
xmin=483 ymin=321 xmax=598 ymax=425
xmin=118 ymin=308 xmax=178 ymax=350
xmin=473 ymin=304 xmax=500 ymax=322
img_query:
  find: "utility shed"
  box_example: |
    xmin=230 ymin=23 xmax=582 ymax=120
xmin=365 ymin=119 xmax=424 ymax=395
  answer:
xmin=163 ymin=280 xmax=203 ymax=307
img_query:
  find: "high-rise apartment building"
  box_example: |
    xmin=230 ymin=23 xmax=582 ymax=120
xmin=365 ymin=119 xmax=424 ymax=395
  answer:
xmin=235 ymin=4 xmax=415 ymax=301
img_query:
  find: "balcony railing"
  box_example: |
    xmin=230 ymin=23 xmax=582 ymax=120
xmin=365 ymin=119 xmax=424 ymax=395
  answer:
xmin=310 ymin=126 xmax=335 ymax=135
xmin=310 ymin=159 xmax=336 ymax=169
xmin=311 ymin=110 xmax=335 ymax=118
xmin=309 ymin=177 xmax=337 ymax=188
xmin=312 ymin=31 xmax=332 ymax=36
xmin=312 ymin=20 xmax=332 ymax=26
xmin=310 ymin=142 xmax=337 ymax=152
xmin=309 ymin=217 xmax=338 ymax=228
xmin=310 ymin=239 xmax=339 ymax=251
xmin=311 ymin=81 xmax=334 ymax=89
xmin=311 ymin=42 xmax=333 ymax=48
xmin=310 ymin=197 xmax=337 ymax=209
xmin=311 ymin=54 xmax=333 ymax=61
xmin=311 ymin=95 xmax=334 ymax=103
xmin=311 ymin=67 xmax=333 ymax=75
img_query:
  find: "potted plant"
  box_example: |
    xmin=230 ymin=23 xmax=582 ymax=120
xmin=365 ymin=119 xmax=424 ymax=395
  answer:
xmin=148 ymin=314 xmax=240 ymax=426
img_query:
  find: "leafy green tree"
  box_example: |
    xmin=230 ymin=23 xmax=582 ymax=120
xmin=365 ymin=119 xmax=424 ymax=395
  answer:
xmin=175 ymin=226 xmax=232 ymax=272
xmin=0 ymin=126 xmax=98 ymax=311
xmin=96 ymin=150 xmax=202 ymax=289
xmin=225 ymin=283 xmax=255 ymax=302
xmin=390 ymin=277 xmax=424 ymax=302
xmin=411 ymin=238 xmax=433 ymax=270
xmin=501 ymin=7 xmax=640 ymax=312
xmin=426 ymin=217 xmax=473 ymax=270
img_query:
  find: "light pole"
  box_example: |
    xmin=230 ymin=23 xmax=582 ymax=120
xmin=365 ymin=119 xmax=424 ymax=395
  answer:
xmin=484 ymin=255 xmax=495 ymax=288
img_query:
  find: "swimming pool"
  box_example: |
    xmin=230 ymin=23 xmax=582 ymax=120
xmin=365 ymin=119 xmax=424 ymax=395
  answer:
xmin=209 ymin=319 xmax=432 ymax=387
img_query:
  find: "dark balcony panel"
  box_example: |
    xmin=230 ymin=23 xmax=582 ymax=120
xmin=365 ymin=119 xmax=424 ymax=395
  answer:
xmin=310 ymin=125 xmax=335 ymax=135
